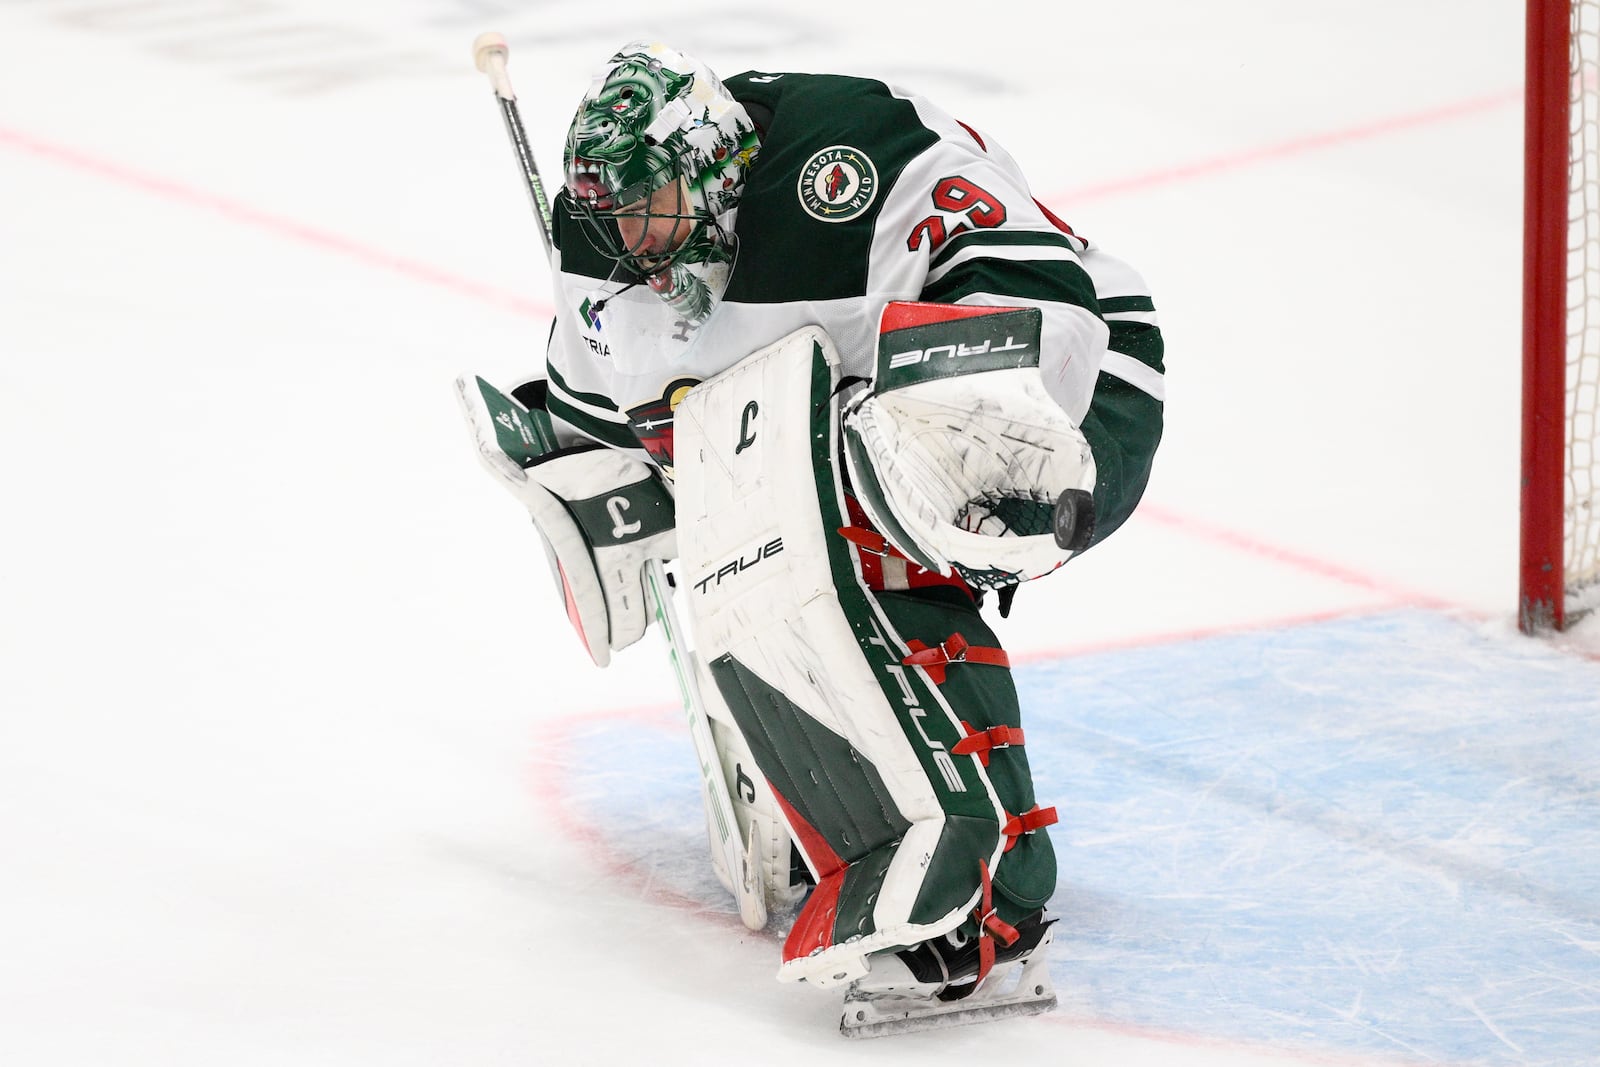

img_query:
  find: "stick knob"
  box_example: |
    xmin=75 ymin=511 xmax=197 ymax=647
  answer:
xmin=472 ymin=32 xmax=508 ymax=71
xmin=472 ymin=32 xmax=516 ymax=99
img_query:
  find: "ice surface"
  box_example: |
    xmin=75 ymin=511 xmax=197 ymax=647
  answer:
xmin=1 ymin=2 xmax=1596 ymax=1065
xmin=574 ymin=613 xmax=1600 ymax=1065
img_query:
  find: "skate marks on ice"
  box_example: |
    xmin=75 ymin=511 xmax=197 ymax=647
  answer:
xmin=1030 ymin=611 xmax=1600 ymax=1067
xmin=530 ymin=702 xmax=802 ymax=932
xmin=540 ymin=611 xmax=1600 ymax=1066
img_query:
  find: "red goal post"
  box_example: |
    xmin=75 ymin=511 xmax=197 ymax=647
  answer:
xmin=1522 ymin=0 xmax=1600 ymax=632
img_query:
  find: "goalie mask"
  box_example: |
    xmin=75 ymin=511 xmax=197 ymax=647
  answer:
xmin=563 ymin=43 xmax=759 ymax=323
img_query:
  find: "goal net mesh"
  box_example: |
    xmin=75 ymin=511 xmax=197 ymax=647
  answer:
xmin=1566 ymin=0 xmax=1600 ymax=612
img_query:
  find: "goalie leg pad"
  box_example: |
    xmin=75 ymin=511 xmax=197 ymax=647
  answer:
xmin=872 ymin=585 xmax=1056 ymax=921
xmin=698 ymin=676 xmax=812 ymax=913
xmin=672 ymin=326 xmax=1055 ymax=987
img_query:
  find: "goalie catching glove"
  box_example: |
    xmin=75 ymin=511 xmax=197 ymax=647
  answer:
xmin=455 ymin=375 xmax=676 ymax=667
xmin=842 ymin=303 xmax=1097 ymax=589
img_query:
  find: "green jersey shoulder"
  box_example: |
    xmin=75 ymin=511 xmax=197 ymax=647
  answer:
xmin=722 ymin=72 xmax=938 ymax=303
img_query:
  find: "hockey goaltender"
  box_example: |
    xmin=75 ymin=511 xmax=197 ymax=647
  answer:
xmin=458 ymin=39 xmax=1165 ymax=1037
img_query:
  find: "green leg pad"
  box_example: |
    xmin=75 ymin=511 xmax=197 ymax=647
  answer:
xmin=874 ymin=585 xmax=1058 ymax=923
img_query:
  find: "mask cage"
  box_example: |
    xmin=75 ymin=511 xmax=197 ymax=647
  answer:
xmin=565 ymin=139 xmax=711 ymax=275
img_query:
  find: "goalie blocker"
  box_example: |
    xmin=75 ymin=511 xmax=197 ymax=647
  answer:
xmin=454 ymin=374 xmax=675 ymax=667
xmin=672 ymin=308 xmax=1060 ymax=1010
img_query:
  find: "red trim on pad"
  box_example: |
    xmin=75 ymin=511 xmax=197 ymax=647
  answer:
xmin=770 ymin=786 xmax=847 ymax=963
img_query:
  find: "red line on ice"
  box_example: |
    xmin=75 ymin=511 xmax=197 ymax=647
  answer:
xmin=1039 ymin=1010 xmax=1466 ymax=1067
xmin=1136 ymin=503 xmax=1456 ymax=608
xmin=530 ymin=648 xmax=1466 ymax=1067
xmin=1043 ymin=87 xmax=1521 ymax=206
xmin=524 ymin=606 xmax=1408 ymax=920
xmin=1007 ymin=605 xmax=1410 ymax=666
xmin=1 ymin=86 xmax=1519 ymax=317
xmin=0 ymin=124 xmax=553 ymax=321
xmin=525 ymin=702 xmax=763 ymax=934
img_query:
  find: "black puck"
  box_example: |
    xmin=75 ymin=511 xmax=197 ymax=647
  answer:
xmin=1052 ymin=488 xmax=1095 ymax=551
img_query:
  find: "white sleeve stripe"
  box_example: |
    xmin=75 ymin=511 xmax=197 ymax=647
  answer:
xmin=547 ymin=376 xmax=631 ymax=425
xmin=1100 ymin=351 xmax=1166 ymax=401
xmin=549 ymin=414 xmax=650 ymax=455
xmin=924 ymin=242 xmax=1082 ymax=286
xmin=1103 ymin=309 xmax=1160 ymax=325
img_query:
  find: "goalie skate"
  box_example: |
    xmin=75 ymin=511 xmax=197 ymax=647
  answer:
xmin=838 ymin=914 xmax=1058 ymax=1039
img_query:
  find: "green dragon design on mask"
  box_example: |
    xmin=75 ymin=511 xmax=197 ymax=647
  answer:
xmin=564 ymin=48 xmax=758 ymax=274
xmin=565 ymin=56 xmax=693 ymax=210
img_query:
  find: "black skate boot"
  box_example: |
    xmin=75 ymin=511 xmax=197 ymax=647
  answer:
xmin=839 ymin=910 xmax=1058 ymax=1037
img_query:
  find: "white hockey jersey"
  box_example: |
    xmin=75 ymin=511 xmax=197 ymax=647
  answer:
xmin=541 ymin=71 xmax=1164 ymax=537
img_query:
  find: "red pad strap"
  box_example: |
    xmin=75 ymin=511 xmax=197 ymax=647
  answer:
xmin=950 ymin=722 xmax=1026 ymax=766
xmin=970 ymin=859 xmax=1019 ymax=990
xmin=837 ymin=524 xmax=896 ymax=558
xmin=837 ymin=525 xmax=956 ymax=593
xmin=837 ymin=497 xmax=973 ymax=596
xmin=1002 ymin=805 xmax=1059 ymax=853
xmin=901 ymin=633 xmax=1010 ymax=685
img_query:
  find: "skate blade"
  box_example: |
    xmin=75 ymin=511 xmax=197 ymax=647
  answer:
xmin=838 ymin=950 xmax=1057 ymax=1039
xmin=839 ymin=989 xmax=1056 ymax=1038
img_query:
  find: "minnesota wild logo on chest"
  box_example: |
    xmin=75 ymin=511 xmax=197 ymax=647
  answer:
xmin=624 ymin=376 xmax=702 ymax=474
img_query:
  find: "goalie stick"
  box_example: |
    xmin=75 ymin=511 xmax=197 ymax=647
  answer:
xmin=471 ymin=33 xmax=553 ymax=260
xmin=469 ymin=31 xmax=768 ymax=932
